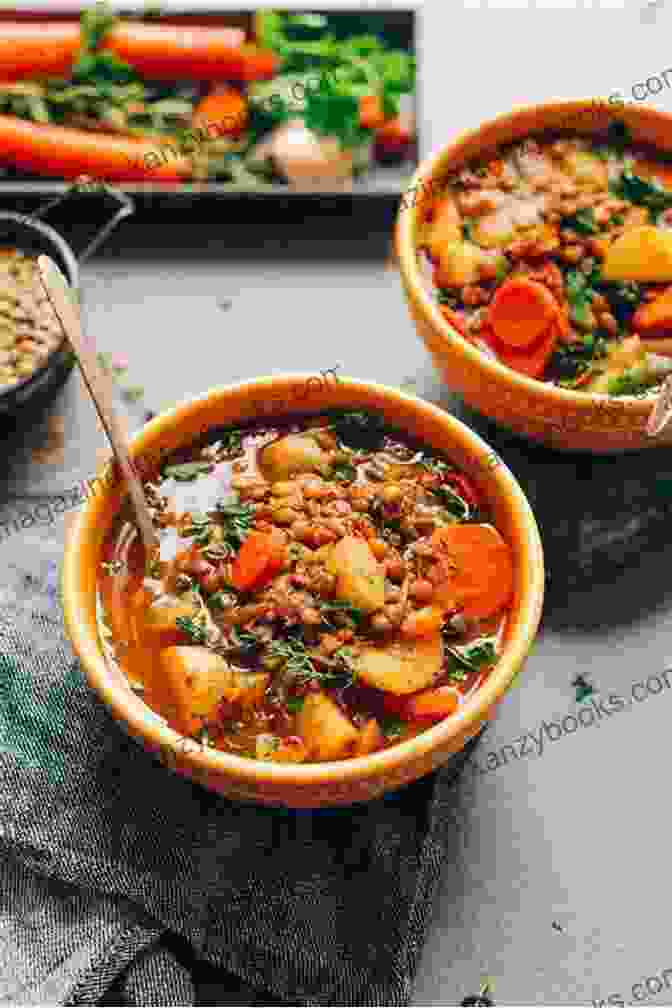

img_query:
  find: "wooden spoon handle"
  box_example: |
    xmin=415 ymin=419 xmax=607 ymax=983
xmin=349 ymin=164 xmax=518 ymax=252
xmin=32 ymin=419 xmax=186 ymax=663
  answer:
xmin=36 ymin=255 xmax=158 ymax=558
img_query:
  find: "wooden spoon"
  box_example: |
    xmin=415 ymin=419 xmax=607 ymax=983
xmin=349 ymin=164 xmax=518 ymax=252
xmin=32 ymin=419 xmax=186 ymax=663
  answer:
xmin=36 ymin=254 xmax=158 ymax=562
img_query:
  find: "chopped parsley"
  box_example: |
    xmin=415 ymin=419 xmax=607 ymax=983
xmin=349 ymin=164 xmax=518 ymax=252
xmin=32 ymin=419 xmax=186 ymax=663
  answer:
xmin=563 ymin=207 xmax=599 ymax=235
xmin=175 ymin=615 xmax=208 ymax=645
xmin=432 ymin=483 xmax=469 ymax=520
xmin=318 ymin=599 xmax=363 ymax=629
xmin=381 ymin=716 xmax=406 ymax=740
xmin=214 ymin=501 xmax=255 ymax=552
xmin=329 ymin=410 xmax=388 ymax=451
xmin=445 ymin=638 xmax=497 ymax=680
xmin=163 ymin=460 xmax=214 ymax=482
xmin=600 ymin=281 xmax=643 ymax=325
xmin=607 ymin=368 xmax=656 ymax=396
xmin=565 ymin=268 xmax=599 ymax=327
xmin=267 ymin=636 xmax=318 ymax=683
xmin=228 ymin=628 xmax=260 ymax=653
xmin=610 ymin=166 xmax=672 ymax=223
xmin=331 ymin=460 xmax=358 ymax=483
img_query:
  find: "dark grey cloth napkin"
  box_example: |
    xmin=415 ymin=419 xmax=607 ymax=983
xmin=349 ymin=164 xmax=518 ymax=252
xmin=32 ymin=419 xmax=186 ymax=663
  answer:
xmin=0 ymin=541 xmax=473 ymax=1006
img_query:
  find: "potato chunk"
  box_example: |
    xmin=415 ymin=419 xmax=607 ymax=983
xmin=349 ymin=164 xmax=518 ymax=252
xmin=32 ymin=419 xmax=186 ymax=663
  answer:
xmin=603 ymin=226 xmax=672 ymax=283
xmin=426 ymin=197 xmax=462 ymax=258
xmin=159 ymin=646 xmax=269 ymax=735
xmin=142 ymin=601 xmax=199 ymax=647
xmin=562 ymin=151 xmax=608 ymax=190
xmin=259 ymin=434 xmax=326 ymax=481
xmin=354 ymin=634 xmax=443 ymax=695
xmin=326 ymin=535 xmax=384 ymax=612
xmin=297 ymin=692 xmax=359 ymax=761
xmin=433 ymin=240 xmax=483 ymax=287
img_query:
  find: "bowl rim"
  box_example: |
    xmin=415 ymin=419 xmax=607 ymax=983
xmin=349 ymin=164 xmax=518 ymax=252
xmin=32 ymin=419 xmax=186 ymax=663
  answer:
xmin=395 ymin=97 xmax=672 ymax=419
xmin=62 ymin=375 xmax=544 ymax=787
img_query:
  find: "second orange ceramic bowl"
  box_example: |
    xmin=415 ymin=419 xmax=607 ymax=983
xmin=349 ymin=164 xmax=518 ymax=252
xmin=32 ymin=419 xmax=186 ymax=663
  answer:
xmin=396 ymin=99 xmax=672 ymax=453
xmin=62 ymin=376 xmax=544 ymax=807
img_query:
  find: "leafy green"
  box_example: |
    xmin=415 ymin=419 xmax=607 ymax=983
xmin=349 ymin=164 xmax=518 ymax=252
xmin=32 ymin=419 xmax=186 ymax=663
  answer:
xmin=228 ymin=628 xmax=260 ymax=654
xmin=432 ymin=484 xmax=469 ymax=519
xmin=331 ymin=460 xmax=358 ymax=483
xmin=563 ymin=208 xmax=599 ymax=235
xmin=216 ymin=428 xmax=244 ymax=456
xmin=565 ymin=268 xmax=600 ymax=327
xmin=607 ymin=367 xmax=656 ymax=396
xmin=329 ymin=410 xmax=388 ymax=451
xmin=600 ymin=281 xmax=643 ymax=325
xmin=610 ymin=166 xmax=672 ymax=222
xmin=71 ymin=3 xmax=138 ymax=86
xmin=381 ymin=716 xmax=406 ymax=740
xmin=304 ymin=73 xmax=369 ymax=149
xmin=214 ymin=502 xmax=255 ymax=552
xmin=445 ymin=638 xmax=498 ymax=679
xmin=175 ymin=616 xmax=208 ymax=645
xmin=163 ymin=461 xmax=214 ymax=482
xmin=318 ymin=599 xmax=363 ymax=629
xmin=286 ymin=696 xmax=305 ymax=714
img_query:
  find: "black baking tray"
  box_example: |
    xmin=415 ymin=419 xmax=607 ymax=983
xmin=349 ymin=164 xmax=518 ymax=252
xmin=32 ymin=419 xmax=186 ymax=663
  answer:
xmin=0 ymin=5 xmax=418 ymax=200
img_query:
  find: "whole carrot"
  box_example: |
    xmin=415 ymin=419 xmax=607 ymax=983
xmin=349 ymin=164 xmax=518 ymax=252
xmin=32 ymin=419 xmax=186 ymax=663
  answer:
xmin=0 ymin=114 xmax=191 ymax=181
xmin=0 ymin=21 xmax=277 ymax=82
xmin=104 ymin=23 xmax=277 ymax=82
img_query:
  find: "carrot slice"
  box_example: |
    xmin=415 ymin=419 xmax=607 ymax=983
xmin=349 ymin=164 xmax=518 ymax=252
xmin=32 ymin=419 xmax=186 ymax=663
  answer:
xmin=431 ymin=523 xmax=514 ymax=620
xmin=489 ymin=276 xmax=559 ymax=349
xmin=359 ymin=95 xmax=386 ymax=130
xmin=353 ymin=718 xmax=385 ymax=756
xmin=230 ymin=530 xmax=285 ymax=591
xmin=488 ymin=316 xmax=560 ymax=379
xmin=192 ymin=89 xmax=248 ymax=137
xmin=404 ymin=686 xmax=460 ymax=720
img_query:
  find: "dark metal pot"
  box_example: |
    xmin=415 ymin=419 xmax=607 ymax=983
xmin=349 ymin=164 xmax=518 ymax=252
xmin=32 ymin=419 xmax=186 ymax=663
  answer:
xmin=0 ymin=188 xmax=134 ymax=424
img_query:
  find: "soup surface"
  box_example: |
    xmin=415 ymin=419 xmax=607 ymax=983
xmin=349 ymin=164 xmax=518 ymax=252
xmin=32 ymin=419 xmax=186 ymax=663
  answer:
xmin=419 ymin=122 xmax=672 ymax=395
xmin=100 ymin=411 xmax=514 ymax=763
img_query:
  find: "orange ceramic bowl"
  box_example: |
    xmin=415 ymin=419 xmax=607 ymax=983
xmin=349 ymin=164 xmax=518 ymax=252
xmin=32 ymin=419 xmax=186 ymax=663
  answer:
xmin=62 ymin=376 xmax=544 ymax=807
xmin=396 ymin=99 xmax=672 ymax=453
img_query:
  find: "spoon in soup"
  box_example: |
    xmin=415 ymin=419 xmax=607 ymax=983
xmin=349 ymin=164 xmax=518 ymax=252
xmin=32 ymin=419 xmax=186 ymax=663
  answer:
xmin=36 ymin=254 xmax=159 ymax=564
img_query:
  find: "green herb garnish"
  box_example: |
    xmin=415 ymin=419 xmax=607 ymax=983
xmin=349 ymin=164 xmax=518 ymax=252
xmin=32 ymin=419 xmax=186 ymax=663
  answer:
xmin=329 ymin=410 xmax=388 ymax=451
xmin=214 ymin=501 xmax=255 ymax=551
xmin=217 ymin=427 xmax=244 ymax=456
xmin=445 ymin=638 xmax=497 ymax=679
xmin=565 ymin=268 xmax=598 ymax=327
xmin=381 ymin=716 xmax=406 ymax=740
xmin=318 ymin=599 xmax=363 ymax=628
xmin=229 ymin=628 xmax=260 ymax=653
xmin=607 ymin=367 xmax=656 ymax=396
xmin=563 ymin=208 xmax=599 ymax=235
xmin=163 ymin=461 xmax=214 ymax=482
xmin=610 ymin=166 xmax=672 ymax=222
xmin=332 ymin=460 xmax=358 ymax=483
xmin=286 ymin=696 xmax=305 ymax=714
xmin=175 ymin=616 xmax=208 ymax=645
xmin=432 ymin=484 xmax=469 ymax=519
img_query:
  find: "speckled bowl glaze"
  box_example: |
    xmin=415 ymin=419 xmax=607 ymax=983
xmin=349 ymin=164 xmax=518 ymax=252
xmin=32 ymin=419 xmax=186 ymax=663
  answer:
xmin=395 ymin=99 xmax=672 ymax=453
xmin=62 ymin=376 xmax=544 ymax=807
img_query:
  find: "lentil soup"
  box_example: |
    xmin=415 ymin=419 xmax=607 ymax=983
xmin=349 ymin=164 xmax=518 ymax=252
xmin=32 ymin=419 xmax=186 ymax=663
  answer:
xmin=100 ymin=410 xmax=514 ymax=764
xmin=419 ymin=122 xmax=672 ymax=396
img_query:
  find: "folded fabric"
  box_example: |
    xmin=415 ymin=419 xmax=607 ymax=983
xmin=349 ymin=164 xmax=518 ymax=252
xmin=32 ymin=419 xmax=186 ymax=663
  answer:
xmin=0 ymin=531 xmax=476 ymax=1006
